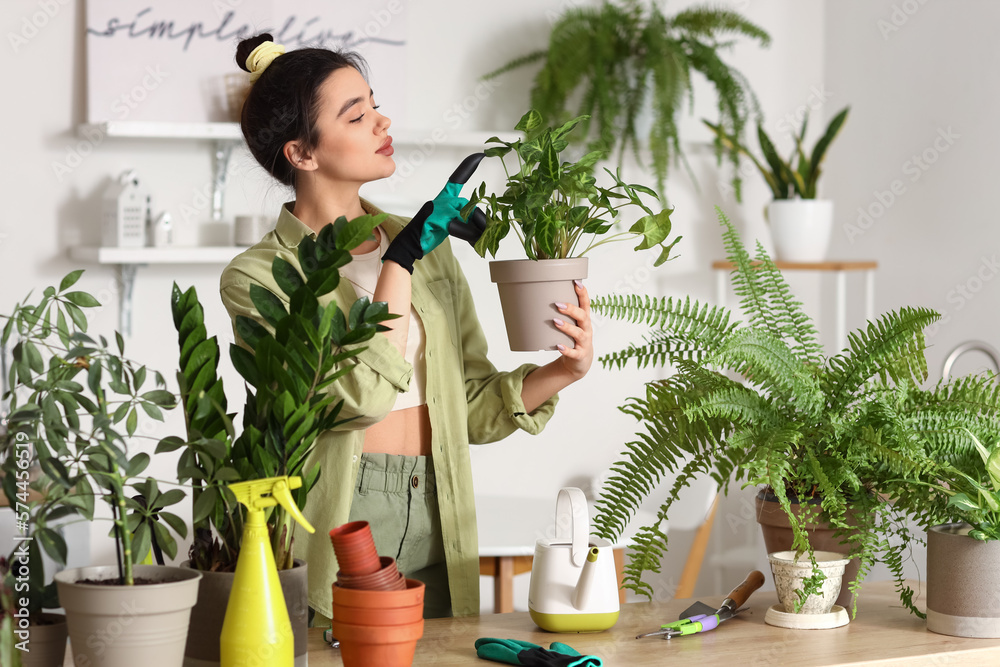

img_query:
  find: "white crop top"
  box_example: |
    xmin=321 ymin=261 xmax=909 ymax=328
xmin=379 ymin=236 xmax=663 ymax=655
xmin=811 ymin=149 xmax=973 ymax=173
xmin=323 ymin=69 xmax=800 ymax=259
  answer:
xmin=337 ymin=227 xmax=426 ymax=411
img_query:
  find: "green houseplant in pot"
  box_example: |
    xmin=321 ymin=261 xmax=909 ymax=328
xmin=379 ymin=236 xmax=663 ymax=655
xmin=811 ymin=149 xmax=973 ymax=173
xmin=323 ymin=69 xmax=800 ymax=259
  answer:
xmin=588 ymin=208 xmax=1000 ymax=617
xmin=161 ymin=212 xmax=397 ymax=664
xmin=468 ymin=109 xmax=680 ymax=351
xmin=907 ymin=430 xmax=1000 ymax=637
xmin=703 ymin=106 xmax=849 ymax=262
xmin=484 ymin=0 xmax=770 ymax=196
xmin=0 ymin=271 xmax=196 ymax=667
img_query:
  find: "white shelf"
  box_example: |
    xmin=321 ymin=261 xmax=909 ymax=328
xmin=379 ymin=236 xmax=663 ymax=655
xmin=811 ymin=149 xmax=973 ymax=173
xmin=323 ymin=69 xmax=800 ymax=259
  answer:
xmin=69 ymin=245 xmax=243 ymax=265
xmin=78 ymin=121 xmax=517 ymax=148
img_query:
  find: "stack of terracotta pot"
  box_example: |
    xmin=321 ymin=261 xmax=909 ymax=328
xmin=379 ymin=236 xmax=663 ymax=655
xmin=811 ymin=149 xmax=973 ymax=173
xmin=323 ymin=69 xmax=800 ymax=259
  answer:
xmin=329 ymin=521 xmax=425 ymax=666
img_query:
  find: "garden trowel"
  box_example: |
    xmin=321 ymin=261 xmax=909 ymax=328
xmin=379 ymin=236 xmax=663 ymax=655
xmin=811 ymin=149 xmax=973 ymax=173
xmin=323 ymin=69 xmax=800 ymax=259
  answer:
xmin=636 ymin=570 xmax=765 ymax=639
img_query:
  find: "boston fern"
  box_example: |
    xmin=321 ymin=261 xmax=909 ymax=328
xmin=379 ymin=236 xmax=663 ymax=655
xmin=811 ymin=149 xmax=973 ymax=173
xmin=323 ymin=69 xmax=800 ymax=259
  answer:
xmin=590 ymin=208 xmax=1000 ymax=616
xmin=159 ymin=213 xmax=396 ymax=572
xmin=484 ymin=0 xmax=770 ymax=196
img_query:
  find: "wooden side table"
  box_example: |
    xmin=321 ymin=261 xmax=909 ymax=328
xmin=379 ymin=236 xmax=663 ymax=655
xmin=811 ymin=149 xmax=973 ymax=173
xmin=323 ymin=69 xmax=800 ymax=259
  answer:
xmin=713 ymin=260 xmax=878 ymax=352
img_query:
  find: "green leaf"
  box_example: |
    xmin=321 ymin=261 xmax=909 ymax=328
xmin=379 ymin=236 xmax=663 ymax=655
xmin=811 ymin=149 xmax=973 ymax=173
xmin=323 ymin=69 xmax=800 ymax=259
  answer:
xmin=126 ymin=407 xmax=138 ymax=436
xmin=192 ymin=487 xmax=218 ymax=524
xmin=514 ymin=109 xmax=543 ymax=133
xmin=126 ymin=453 xmax=150 ymax=477
xmin=249 ymin=284 xmax=288 ymax=329
xmin=142 ymin=389 xmax=177 ymax=407
xmin=23 ymin=340 xmax=43 ymax=374
xmin=36 ymin=527 xmax=68 ymax=566
xmin=159 ymin=511 xmax=188 ymax=539
xmin=63 ymin=291 xmax=101 ymax=308
xmin=272 ymin=257 xmax=306 ymax=299
xmin=59 ymin=269 xmax=84 ymax=291
xmin=331 ymin=213 xmax=386 ymax=252
xmin=484 ymin=145 xmax=512 ymax=159
xmin=948 ymin=493 xmax=981 ymax=513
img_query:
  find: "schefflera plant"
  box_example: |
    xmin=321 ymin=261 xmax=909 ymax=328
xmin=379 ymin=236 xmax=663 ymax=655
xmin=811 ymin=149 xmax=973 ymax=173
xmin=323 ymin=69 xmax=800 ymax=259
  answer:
xmin=468 ymin=109 xmax=681 ymax=266
xmin=160 ymin=213 xmax=398 ymax=571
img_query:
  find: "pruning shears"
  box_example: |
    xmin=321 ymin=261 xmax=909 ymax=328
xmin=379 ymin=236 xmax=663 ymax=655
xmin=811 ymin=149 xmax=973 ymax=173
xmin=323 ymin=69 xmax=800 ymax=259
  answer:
xmin=636 ymin=570 xmax=765 ymax=640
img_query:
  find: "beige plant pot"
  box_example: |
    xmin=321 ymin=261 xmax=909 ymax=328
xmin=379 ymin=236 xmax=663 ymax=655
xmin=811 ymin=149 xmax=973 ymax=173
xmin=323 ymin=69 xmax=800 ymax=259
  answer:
xmin=54 ymin=564 xmax=201 ymax=667
xmin=768 ymin=550 xmax=850 ymax=614
xmin=20 ymin=613 xmax=67 ymax=667
xmin=755 ymin=489 xmax=862 ymax=609
xmin=490 ymin=258 xmax=588 ymax=351
xmin=182 ymin=559 xmax=309 ymax=667
xmin=927 ymin=523 xmax=1000 ymax=638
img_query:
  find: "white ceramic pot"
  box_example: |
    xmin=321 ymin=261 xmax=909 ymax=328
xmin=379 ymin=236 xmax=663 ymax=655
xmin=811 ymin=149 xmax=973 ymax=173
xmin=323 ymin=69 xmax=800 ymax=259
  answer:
xmin=489 ymin=258 xmax=588 ymax=351
xmin=767 ymin=199 xmax=834 ymax=262
xmin=767 ymin=550 xmax=850 ymax=614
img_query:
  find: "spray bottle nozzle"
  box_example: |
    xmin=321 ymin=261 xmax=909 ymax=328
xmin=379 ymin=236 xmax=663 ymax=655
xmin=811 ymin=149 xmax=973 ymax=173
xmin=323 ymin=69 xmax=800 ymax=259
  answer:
xmin=228 ymin=475 xmax=315 ymax=534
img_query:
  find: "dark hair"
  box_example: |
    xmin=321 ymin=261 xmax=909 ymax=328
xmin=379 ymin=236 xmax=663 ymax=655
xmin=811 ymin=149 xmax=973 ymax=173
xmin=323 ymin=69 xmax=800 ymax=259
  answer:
xmin=235 ymin=33 xmax=369 ymax=188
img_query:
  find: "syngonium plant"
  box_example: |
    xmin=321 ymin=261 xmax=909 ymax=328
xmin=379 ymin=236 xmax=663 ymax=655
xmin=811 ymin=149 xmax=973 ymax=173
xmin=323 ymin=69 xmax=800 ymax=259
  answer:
xmin=483 ymin=0 xmax=771 ymax=198
xmin=0 ymin=270 xmax=186 ymax=598
xmin=469 ymin=109 xmax=681 ymax=266
xmin=160 ymin=212 xmax=396 ymax=572
xmin=703 ymin=106 xmax=850 ymax=202
xmin=589 ymin=208 xmax=1000 ymax=616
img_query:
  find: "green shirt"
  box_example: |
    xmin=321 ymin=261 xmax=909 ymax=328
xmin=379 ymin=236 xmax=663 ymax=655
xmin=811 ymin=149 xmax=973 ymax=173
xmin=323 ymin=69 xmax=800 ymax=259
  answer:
xmin=219 ymin=200 xmax=558 ymax=617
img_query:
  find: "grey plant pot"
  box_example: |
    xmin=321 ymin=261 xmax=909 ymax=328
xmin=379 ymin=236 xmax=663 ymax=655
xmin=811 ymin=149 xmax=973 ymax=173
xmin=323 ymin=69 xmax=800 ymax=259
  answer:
xmin=54 ymin=564 xmax=201 ymax=667
xmin=181 ymin=559 xmax=309 ymax=667
xmin=927 ymin=523 xmax=1000 ymax=638
xmin=20 ymin=613 xmax=67 ymax=667
xmin=490 ymin=258 xmax=588 ymax=351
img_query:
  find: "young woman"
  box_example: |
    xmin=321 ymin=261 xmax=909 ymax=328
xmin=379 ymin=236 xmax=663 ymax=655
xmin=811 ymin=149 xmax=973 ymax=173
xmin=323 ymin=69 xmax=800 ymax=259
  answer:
xmin=220 ymin=34 xmax=594 ymax=622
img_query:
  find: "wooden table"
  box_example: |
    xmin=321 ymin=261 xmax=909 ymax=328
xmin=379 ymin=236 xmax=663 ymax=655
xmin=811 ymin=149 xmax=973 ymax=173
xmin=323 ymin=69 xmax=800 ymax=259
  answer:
xmin=304 ymin=580 xmax=1000 ymax=666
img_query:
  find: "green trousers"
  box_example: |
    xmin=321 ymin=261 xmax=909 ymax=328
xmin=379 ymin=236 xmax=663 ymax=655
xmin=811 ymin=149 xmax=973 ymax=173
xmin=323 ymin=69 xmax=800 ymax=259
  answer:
xmin=311 ymin=452 xmax=452 ymax=626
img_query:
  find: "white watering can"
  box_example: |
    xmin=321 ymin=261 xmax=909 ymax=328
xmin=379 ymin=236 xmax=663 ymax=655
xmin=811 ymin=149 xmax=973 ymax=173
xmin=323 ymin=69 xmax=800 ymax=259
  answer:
xmin=528 ymin=488 xmax=620 ymax=632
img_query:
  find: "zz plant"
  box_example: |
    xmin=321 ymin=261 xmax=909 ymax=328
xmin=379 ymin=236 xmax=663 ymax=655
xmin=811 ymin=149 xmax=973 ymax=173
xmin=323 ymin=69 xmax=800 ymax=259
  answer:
xmin=1 ymin=271 xmax=186 ymax=593
xmin=484 ymin=0 xmax=770 ymax=196
xmin=160 ymin=213 xmax=397 ymax=572
xmin=470 ymin=109 xmax=680 ymax=266
xmin=589 ymin=208 xmax=1000 ymax=615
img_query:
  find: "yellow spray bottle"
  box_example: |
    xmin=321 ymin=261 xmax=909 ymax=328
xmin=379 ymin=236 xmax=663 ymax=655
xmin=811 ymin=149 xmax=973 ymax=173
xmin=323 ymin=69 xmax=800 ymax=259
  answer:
xmin=220 ymin=475 xmax=315 ymax=667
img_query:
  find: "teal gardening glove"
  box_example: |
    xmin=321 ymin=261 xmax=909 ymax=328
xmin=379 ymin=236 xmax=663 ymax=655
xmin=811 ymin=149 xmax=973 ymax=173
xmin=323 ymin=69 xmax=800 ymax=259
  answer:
xmin=381 ymin=153 xmax=488 ymax=273
xmin=475 ymin=637 xmax=603 ymax=667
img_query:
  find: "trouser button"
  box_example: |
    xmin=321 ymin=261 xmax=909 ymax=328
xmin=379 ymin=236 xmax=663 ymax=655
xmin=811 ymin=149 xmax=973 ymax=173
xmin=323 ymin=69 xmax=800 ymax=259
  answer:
xmin=411 ymin=475 xmax=419 ymax=489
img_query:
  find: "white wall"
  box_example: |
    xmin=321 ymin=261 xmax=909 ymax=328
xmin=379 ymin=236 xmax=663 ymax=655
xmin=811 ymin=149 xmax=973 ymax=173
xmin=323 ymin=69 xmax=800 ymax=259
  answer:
xmin=16 ymin=0 xmax=976 ymax=614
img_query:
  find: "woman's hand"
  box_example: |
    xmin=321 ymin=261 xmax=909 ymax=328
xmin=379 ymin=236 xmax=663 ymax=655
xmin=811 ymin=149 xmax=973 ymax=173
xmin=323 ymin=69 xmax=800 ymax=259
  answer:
xmin=553 ymin=280 xmax=594 ymax=381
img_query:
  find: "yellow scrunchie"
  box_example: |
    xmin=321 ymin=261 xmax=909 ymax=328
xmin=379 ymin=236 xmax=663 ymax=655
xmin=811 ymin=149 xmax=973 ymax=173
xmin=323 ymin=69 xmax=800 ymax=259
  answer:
xmin=246 ymin=41 xmax=286 ymax=83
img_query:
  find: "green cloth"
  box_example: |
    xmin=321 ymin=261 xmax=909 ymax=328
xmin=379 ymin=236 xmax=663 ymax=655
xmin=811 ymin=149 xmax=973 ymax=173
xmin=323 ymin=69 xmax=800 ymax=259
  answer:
xmin=219 ymin=200 xmax=559 ymax=618
xmin=475 ymin=638 xmax=602 ymax=666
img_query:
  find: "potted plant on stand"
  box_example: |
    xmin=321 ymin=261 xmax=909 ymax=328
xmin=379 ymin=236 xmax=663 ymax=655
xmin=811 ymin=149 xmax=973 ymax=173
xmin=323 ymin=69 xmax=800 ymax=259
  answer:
xmin=160 ymin=212 xmax=398 ymax=665
xmin=469 ymin=109 xmax=681 ymax=351
xmin=483 ymin=0 xmax=770 ymax=196
xmin=703 ymin=106 xmax=850 ymax=262
xmin=0 ymin=270 xmax=196 ymax=667
xmin=588 ymin=208 xmax=1000 ymax=619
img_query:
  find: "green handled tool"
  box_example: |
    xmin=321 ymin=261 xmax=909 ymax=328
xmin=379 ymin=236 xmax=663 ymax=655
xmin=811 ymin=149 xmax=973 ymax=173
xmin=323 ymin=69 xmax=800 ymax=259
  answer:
xmin=636 ymin=570 xmax=765 ymax=639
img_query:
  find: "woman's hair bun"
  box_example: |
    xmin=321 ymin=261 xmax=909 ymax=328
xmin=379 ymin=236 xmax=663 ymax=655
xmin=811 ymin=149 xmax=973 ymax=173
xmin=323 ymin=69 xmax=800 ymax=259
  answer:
xmin=235 ymin=33 xmax=275 ymax=72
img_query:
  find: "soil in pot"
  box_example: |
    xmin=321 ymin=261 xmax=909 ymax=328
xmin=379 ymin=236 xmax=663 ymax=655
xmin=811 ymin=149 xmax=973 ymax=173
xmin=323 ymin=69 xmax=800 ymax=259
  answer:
xmin=55 ymin=564 xmax=201 ymax=667
xmin=182 ymin=559 xmax=308 ymax=667
xmin=755 ymin=489 xmax=863 ymax=609
xmin=20 ymin=613 xmax=68 ymax=667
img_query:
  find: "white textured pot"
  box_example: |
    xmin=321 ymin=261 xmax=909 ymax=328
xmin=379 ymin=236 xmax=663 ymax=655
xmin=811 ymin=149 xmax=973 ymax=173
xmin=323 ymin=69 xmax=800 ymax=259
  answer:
xmin=767 ymin=550 xmax=850 ymax=614
xmin=767 ymin=199 xmax=834 ymax=262
xmin=55 ymin=565 xmax=201 ymax=667
xmin=927 ymin=523 xmax=1000 ymax=638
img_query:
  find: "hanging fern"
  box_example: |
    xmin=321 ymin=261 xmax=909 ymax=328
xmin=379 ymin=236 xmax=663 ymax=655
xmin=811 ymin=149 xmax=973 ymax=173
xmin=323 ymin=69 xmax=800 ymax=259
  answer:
xmin=484 ymin=0 xmax=770 ymax=196
xmin=591 ymin=206 xmax=1000 ymax=616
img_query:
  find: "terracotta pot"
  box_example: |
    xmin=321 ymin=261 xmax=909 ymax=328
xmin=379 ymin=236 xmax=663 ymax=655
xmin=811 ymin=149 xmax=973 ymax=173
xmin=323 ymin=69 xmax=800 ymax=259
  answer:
xmin=336 ymin=556 xmax=404 ymax=591
xmin=489 ymin=258 xmax=588 ymax=351
xmin=332 ymin=601 xmax=423 ymax=626
xmin=20 ymin=613 xmax=68 ymax=667
xmin=54 ymin=565 xmax=201 ymax=667
xmin=332 ymin=618 xmax=424 ymax=667
xmin=181 ymin=559 xmax=308 ymax=667
xmin=927 ymin=523 xmax=1000 ymax=638
xmin=329 ymin=521 xmax=380 ymax=576
xmin=755 ymin=489 xmax=862 ymax=609
xmin=333 ymin=578 xmax=426 ymax=609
